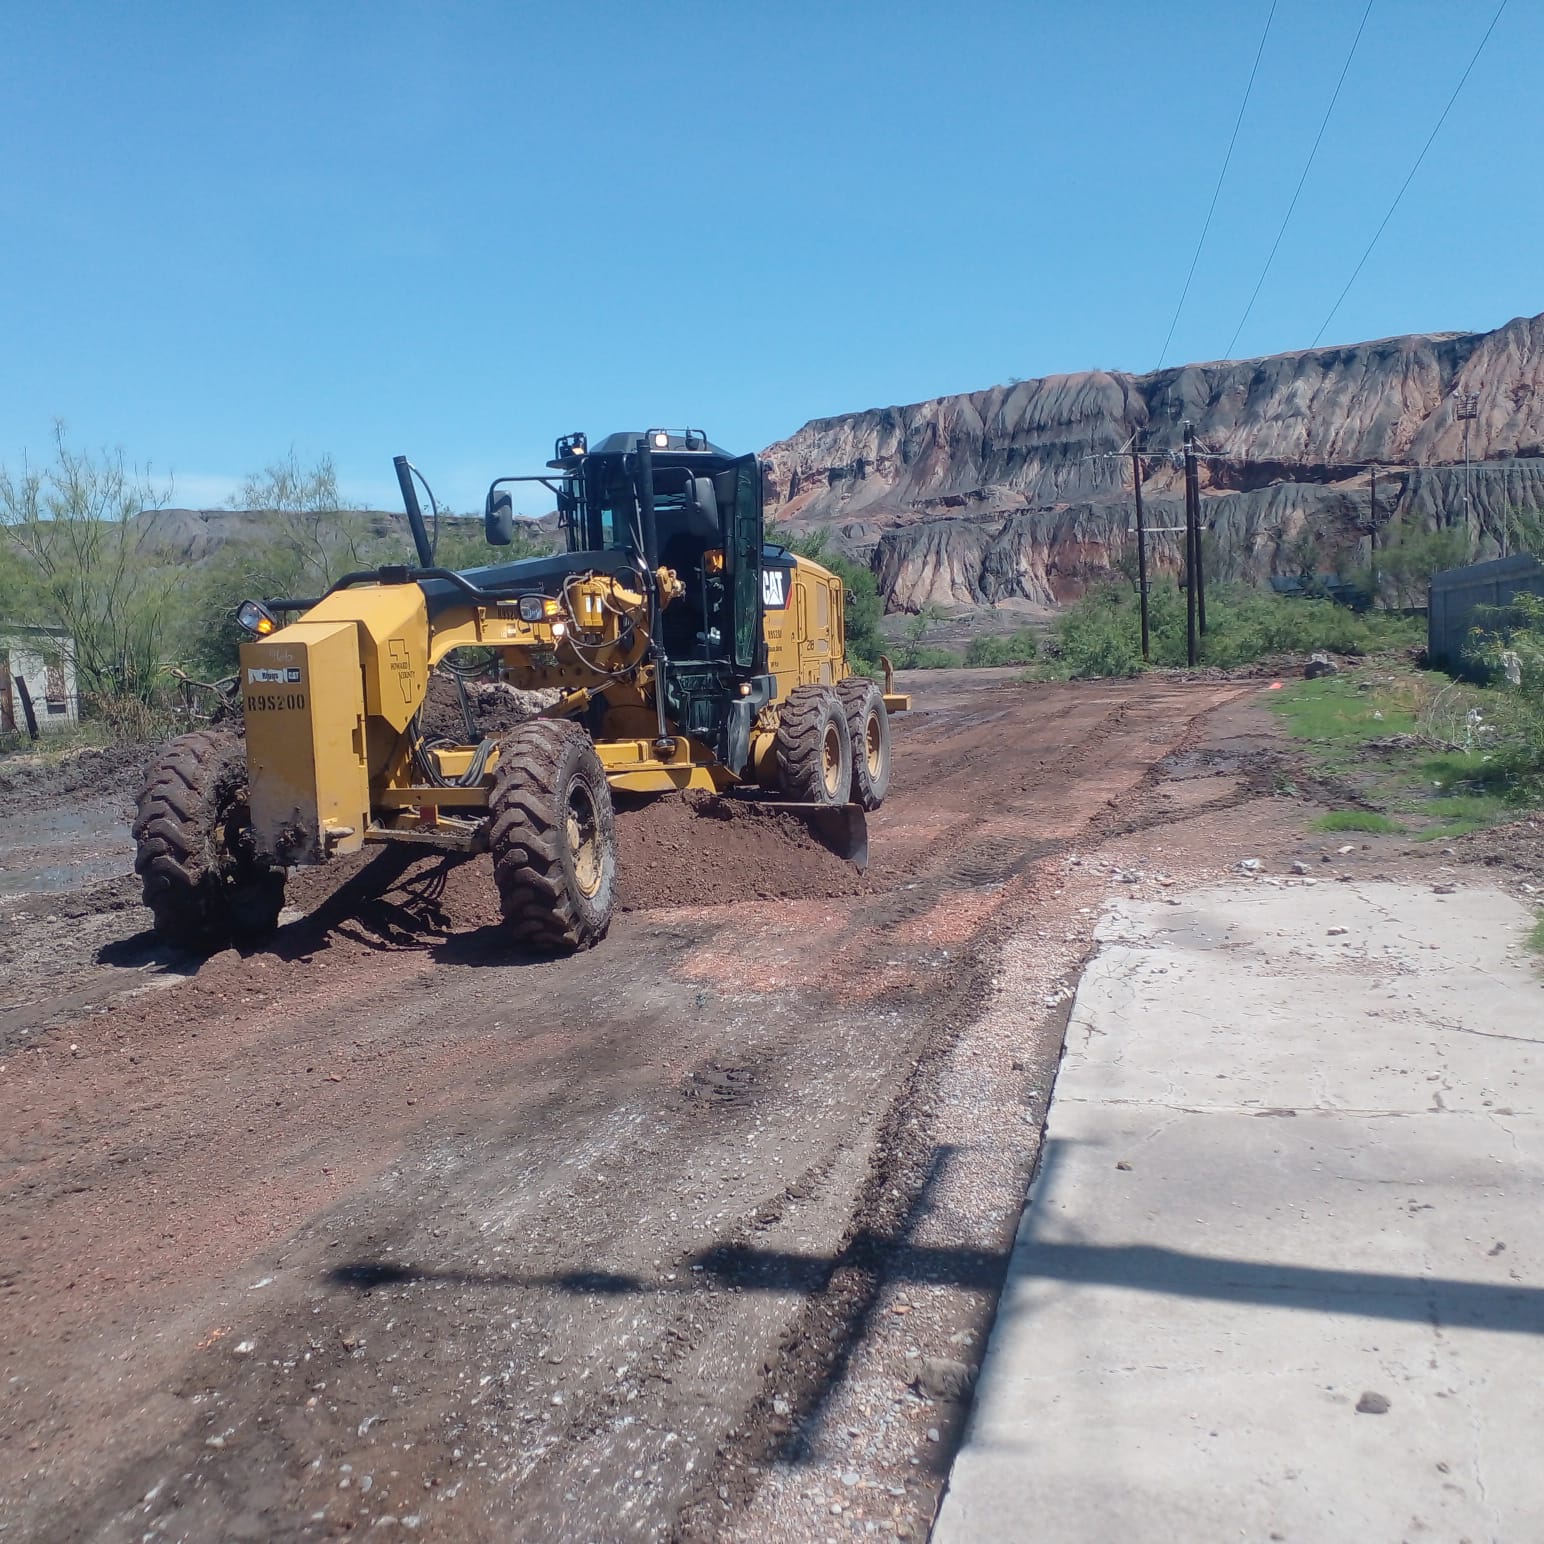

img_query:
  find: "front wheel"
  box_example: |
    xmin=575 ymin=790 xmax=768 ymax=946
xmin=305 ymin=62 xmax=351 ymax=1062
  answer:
xmin=488 ymin=719 xmax=617 ymax=953
xmin=132 ymin=731 xmax=285 ymax=952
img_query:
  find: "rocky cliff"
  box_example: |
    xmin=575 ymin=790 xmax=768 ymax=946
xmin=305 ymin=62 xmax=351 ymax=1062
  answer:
xmin=763 ymin=312 xmax=1544 ymax=611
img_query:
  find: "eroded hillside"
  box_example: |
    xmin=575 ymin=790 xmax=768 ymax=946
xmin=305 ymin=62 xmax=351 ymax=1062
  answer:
xmin=764 ymin=313 xmax=1544 ymax=611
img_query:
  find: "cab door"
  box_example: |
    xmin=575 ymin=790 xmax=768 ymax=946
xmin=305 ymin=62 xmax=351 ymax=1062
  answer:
xmin=724 ymin=455 xmax=764 ymax=673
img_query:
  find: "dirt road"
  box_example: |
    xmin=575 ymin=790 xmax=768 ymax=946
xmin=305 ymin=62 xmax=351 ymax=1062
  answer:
xmin=1 ymin=675 xmax=1254 ymax=1541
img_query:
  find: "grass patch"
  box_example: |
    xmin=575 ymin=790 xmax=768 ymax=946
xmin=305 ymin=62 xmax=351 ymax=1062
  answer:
xmin=1412 ymin=820 xmax=1493 ymax=843
xmin=1311 ymin=810 xmax=1404 ymax=834
xmin=1528 ymin=914 xmax=1544 ymax=955
xmin=1423 ymin=794 xmax=1510 ymax=821
xmin=1269 ymin=665 xmax=1539 ymax=844
xmin=1267 ymin=675 xmax=1419 ymax=742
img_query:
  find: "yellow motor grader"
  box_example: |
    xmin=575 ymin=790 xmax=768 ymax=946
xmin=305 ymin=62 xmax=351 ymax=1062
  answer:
xmin=133 ymin=429 xmax=905 ymax=953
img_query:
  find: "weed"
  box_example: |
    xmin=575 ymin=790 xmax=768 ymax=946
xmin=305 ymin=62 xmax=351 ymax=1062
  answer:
xmin=1528 ymin=913 xmax=1544 ymax=955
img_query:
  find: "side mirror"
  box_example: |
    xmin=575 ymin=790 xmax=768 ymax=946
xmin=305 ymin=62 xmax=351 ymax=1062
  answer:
xmin=684 ymin=476 xmax=719 ymax=536
xmin=485 ymin=489 xmax=514 ymax=546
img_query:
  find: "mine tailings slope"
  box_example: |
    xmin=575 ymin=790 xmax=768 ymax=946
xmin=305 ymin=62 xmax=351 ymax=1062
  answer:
xmin=762 ymin=311 xmax=1544 ymax=611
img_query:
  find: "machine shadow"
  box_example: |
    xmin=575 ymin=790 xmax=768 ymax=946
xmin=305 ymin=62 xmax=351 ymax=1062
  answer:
xmin=268 ymin=848 xmax=534 ymax=967
xmin=326 ymin=1131 xmax=1544 ymax=1476
xmin=328 ymin=1143 xmax=1018 ymax=1475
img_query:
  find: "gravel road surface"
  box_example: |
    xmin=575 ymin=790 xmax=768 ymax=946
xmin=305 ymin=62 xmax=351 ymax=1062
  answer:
xmin=1 ymin=675 xmax=1256 ymax=1541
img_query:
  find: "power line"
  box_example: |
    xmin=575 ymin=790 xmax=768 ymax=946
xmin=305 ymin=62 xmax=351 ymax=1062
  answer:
xmin=1154 ymin=0 xmax=1278 ymax=373
xmin=1223 ymin=0 xmax=1373 ymax=361
xmin=1310 ymin=0 xmax=1509 ymax=348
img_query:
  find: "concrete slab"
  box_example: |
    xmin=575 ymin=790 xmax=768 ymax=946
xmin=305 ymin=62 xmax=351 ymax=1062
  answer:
xmin=934 ymin=881 xmax=1544 ymax=1543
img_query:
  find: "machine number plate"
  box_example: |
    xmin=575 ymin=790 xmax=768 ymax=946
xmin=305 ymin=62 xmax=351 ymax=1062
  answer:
xmin=245 ymin=692 xmax=307 ymax=712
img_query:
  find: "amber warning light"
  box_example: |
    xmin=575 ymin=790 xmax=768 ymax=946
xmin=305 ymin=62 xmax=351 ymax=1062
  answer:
xmin=237 ymin=599 xmax=280 ymax=637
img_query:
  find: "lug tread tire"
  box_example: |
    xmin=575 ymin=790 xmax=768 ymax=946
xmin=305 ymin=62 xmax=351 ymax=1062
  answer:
xmin=488 ymin=719 xmax=616 ymax=954
xmin=774 ymin=684 xmax=853 ymax=807
xmin=131 ymin=730 xmax=285 ymax=952
xmin=835 ymin=676 xmax=892 ymax=810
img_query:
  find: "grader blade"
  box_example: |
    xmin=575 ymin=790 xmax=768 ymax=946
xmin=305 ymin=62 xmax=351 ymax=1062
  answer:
xmin=755 ymin=802 xmax=869 ymax=871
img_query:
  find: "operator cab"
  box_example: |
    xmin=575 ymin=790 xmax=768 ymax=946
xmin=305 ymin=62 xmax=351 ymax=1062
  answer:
xmin=484 ymin=429 xmax=765 ymax=675
xmin=481 ymin=430 xmax=770 ymax=769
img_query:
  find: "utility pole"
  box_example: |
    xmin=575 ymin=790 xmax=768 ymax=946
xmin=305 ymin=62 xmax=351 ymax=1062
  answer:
xmin=1131 ymin=430 xmax=1150 ymax=662
xmin=1183 ymin=422 xmax=1199 ymax=666
xmin=1368 ymin=463 xmax=1380 ymax=602
xmin=1368 ymin=464 xmax=1378 ymax=555
xmin=1456 ymin=390 xmax=1479 ymax=537
xmin=1194 ymin=461 xmax=1208 ymax=636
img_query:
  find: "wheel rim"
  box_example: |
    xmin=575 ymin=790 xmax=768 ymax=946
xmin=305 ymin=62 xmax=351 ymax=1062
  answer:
xmin=820 ymin=721 xmax=843 ymax=798
xmin=567 ymin=780 xmax=604 ymax=898
xmin=864 ymin=711 xmax=883 ymax=778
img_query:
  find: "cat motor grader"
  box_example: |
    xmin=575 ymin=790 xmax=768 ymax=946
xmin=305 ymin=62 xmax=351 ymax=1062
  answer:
xmin=132 ymin=429 xmax=906 ymax=953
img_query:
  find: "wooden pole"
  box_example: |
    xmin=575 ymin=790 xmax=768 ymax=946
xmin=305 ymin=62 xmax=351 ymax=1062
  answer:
xmin=1183 ymin=423 xmax=1199 ymax=666
xmin=1131 ymin=432 xmax=1150 ymax=663
xmin=1193 ymin=441 xmax=1208 ymax=636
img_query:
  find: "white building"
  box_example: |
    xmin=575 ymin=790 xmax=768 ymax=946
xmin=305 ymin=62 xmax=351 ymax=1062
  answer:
xmin=0 ymin=625 xmax=78 ymax=734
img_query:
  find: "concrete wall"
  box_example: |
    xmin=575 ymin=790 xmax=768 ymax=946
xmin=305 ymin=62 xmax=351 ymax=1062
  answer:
xmin=0 ymin=627 xmax=79 ymax=734
xmin=1427 ymin=553 xmax=1544 ymax=670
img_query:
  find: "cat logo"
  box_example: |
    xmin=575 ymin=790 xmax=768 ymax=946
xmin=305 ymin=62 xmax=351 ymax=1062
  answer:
xmin=761 ymin=568 xmax=790 ymax=609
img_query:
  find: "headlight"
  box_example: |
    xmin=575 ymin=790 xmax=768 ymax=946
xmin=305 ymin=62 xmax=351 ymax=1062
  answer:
xmin=237 ymin=599 xmax=279 ymax=636
xmin=517 ymin=595 xmax=545 ymax=622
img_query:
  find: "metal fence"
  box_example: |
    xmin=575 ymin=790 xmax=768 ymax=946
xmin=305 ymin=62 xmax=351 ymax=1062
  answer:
xmin=1427 ymin=553 xmax=1544 ymax=670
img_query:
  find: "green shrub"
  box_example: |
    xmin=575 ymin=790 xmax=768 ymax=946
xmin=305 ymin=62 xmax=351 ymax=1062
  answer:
xmin=1465 ymin=592 xmax=1544 ymax=797
xmin=964 ymin=630 xmax=1040 ymax=667
xmin=904 ymin=645 xmax=965 ymax=669
xmin=1052 ymin=578 xmax=1422 ymax=680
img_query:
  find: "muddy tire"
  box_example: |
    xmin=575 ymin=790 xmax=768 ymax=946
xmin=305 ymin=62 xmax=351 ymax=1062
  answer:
xmin=132 ymin=730 xmax=285 ymax=952
xmin=775 ymin=684 xmax=853 ymax=807
xmin=836 ymin=677 xmax=891 ymax=810
xmin=488 ymin=719 xmax=616 ymax=953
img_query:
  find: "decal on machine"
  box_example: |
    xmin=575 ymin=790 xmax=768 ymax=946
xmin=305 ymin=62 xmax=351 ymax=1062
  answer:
xmin=388 ymin=638 xmax=417 ymax=704
xmin=762 ymin=568 xmax=790 ymax=609
xmin=248 ymin=666 xmax=303 ymax=684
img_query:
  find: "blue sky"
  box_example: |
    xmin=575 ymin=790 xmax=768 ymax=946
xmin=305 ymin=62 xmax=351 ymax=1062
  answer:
xmin=3 ymin=0 xmax=1537 ymax=514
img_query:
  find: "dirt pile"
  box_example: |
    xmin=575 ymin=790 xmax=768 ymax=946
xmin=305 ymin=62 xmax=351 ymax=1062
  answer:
xmin=615 ymin=792 xmax=869 ymax=910
xmin=264 ymin=790 xmax=868 ymax=949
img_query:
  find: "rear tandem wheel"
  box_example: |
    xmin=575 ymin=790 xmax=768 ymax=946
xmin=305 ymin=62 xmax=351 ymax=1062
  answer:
xmin=835 ymin=676 xmax=891 ymax=810
xmin=488 ymin=719 xmax=617 ymax=953
xmin=774 ymin=683 xmax=853 ymax=807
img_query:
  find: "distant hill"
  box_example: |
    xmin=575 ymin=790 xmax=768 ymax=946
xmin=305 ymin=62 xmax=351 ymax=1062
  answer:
xmin=128 ymin=508 xmax=558 ymax=565
xmin=762 ymin=312 xmax=1544 ymax=613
